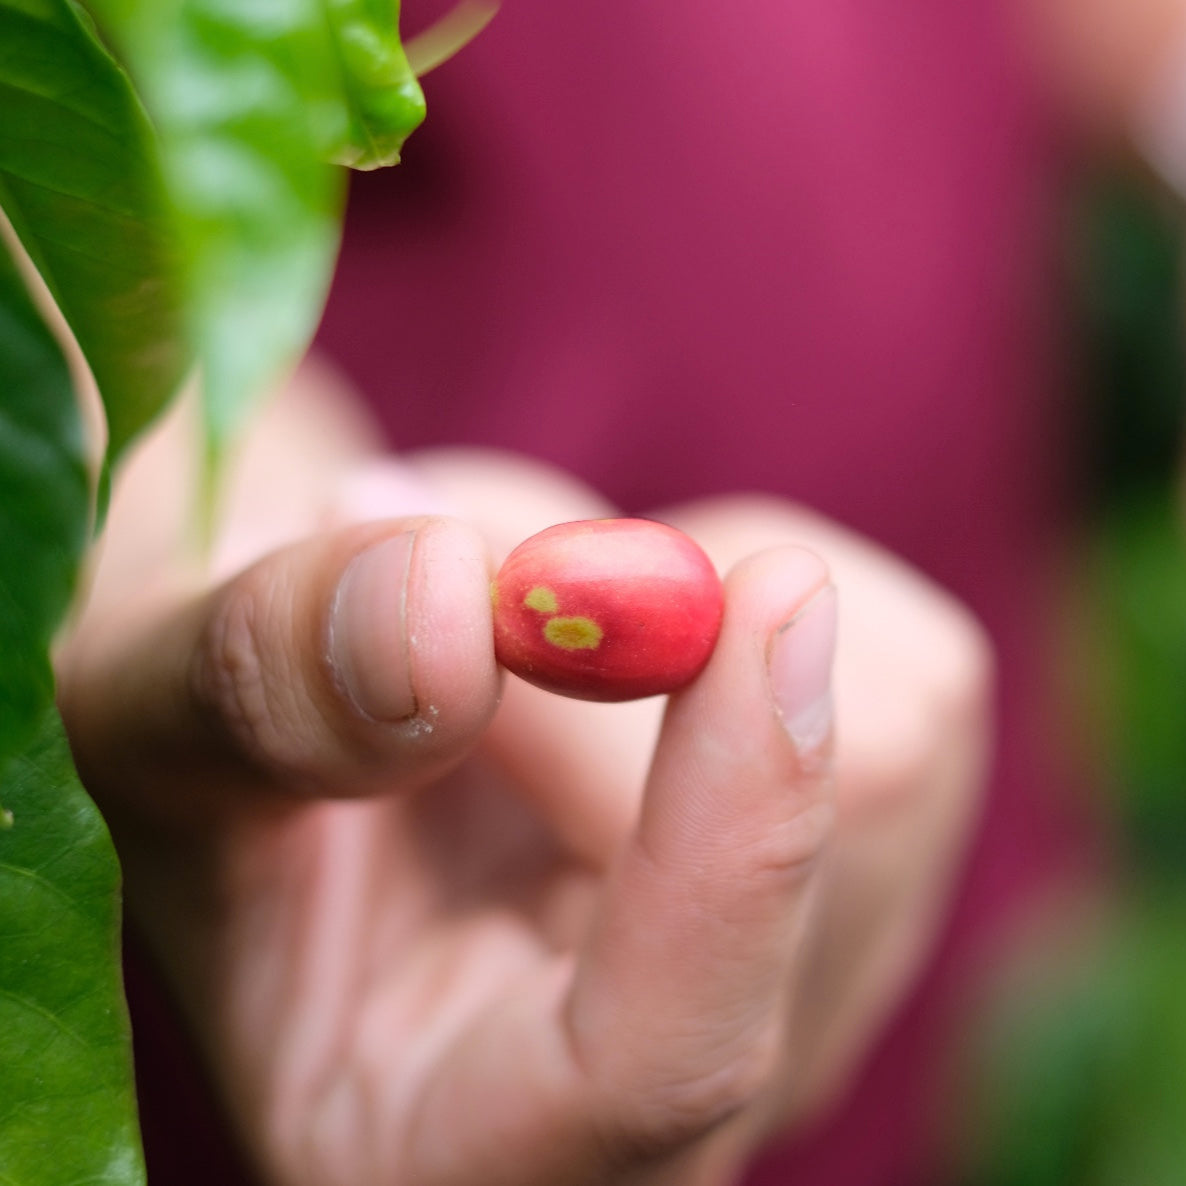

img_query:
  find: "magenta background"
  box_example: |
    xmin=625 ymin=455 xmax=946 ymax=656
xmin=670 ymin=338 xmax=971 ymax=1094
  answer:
xmin=131 ymin=1 xmax=1091 ymax=1182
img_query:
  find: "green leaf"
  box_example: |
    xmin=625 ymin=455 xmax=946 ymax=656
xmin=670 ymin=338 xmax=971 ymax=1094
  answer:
xmin=0 ymin=219 xmax=138 ymax=1186
xmin=83 ymin=0 xmax=424 ymax=472
xmin=1080 ymin=492 xmax=1186 ymax=869
xmin=0 ymin=235 xmax=89 ymax=770
xmin=0 ymin=705 xmax=144 ymax=1186
xmin=325 ymin=0 xmax=426 ymax=170
xmin=134 ymin=0 xmax=345 ymax=456
xmin=955 ymin=893 xmax=1186 ymax=1186
xmin=0 ymin=0 xmax=188 ymax=461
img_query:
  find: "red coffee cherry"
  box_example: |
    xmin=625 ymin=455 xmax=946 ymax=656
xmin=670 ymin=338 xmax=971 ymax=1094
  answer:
xmin=491 ymin=518 xmax=724 ymax=701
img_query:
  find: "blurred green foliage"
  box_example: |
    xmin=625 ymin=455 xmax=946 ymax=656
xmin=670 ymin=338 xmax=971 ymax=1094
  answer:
xmin=960 ymin=891 xmax=1186 ymax=1186
xmin=955 ymin=169 xmax=1186 ymax=1184
xmin=1072 ymin=175 xmax=1186 ymax=507
xmin=1069 ymin=169 xmax=1186 ymax=873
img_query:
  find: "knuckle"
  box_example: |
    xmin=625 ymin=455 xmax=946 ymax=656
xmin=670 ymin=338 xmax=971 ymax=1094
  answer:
xmin=741 ymin=798 xmax=836 ymax=887
xmin=191 ymin=575 xmax=312 ymax=779
xmin=658 ymin=1033 xmax=781 ymax=1128
xmin=596 ymin=1023 xmax=783 ymax=1161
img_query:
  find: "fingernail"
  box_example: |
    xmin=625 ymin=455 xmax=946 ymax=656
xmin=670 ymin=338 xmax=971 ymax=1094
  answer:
xmin=768 ymin=585 xmax=837 ymax=754
xmin=329 ymin=532 xmax=417 ymax=721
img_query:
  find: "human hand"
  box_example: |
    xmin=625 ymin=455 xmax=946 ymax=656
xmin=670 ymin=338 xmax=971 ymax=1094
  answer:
xmin=1023 ymin=0 xmax=1186 ymax=160
xmin=57 ymin=365 xmax=991 ymax=1186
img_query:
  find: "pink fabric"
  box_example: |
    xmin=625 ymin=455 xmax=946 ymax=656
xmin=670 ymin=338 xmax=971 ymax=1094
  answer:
xmin=132 ymin=3 xmax=1089 ymax=1182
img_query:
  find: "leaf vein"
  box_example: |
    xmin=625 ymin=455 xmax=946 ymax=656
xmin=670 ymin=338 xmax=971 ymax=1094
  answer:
xmin=0 ymin=159 xmax=156 ymax=225
xmin=0 ymin=75 xmax=125 ymax=140
xmin=0 ymin=986 xmax=89 ymax=1048
xmin=0 ymin=859 xmax=87 ymax=914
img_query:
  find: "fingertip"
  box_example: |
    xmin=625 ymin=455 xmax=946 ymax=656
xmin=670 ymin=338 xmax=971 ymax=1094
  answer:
xmin=664 ymin=544 xmax=835 ymax=765
xmin=197 ymin=516 xmax=500 ymax=800
xmin=329 ymin=517 xmax=501 ymax=733
xmin=629 ymin=544 xmax=840 ymax=920
xmin=721 ymin=544 xmax=831 ymax=652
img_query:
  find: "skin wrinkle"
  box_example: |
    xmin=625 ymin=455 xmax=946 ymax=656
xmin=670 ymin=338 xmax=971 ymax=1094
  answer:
xmin=398 ymin=941 xmax=573 ymax=1183
xmin=263 ymin=805 xmax=420 ymax=1186
xmin=193 ymin=581 xmax=272 ymax=770
xmin=638 ymin=736 xmax=830 ymax=898
xmin=191 ymin=572 xmax=320 ymax=784
xmin=583 ymin=994 xmax=786 ymax=1168
xmin=566 ymin=842 xmax=800 ymax=1151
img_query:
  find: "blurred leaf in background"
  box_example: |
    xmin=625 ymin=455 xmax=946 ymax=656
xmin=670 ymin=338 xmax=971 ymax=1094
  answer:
xmin=951 ymin=169 xmax=1186 ymax=1186
xmin=1086 ymin=494 xmax=1186 ymax=869
xmin=1071 ymin=175 xmax=1186 ymax=511
xmin=0 ymin=0 xmax=187 ymax=463
xmin=957 ymin=893 xmax=1186 ymax=1186
xmin=84 ymin=0 xmax=425 ymax=474
xmin=1069 ymin=169 xmax=1186 ymax=872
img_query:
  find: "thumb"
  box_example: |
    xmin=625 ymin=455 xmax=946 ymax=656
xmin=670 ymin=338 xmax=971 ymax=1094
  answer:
xmin=565 ymin=545 xmax=837 ymax=1154
xmin=58 ymin=517 xmax=500 ymax=818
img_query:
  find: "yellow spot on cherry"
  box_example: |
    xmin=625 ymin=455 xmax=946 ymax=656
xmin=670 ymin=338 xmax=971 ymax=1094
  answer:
xmin=524 ymin=586 xmax=559 ymax=613
xmin=544 ymin=616 xmax=603 ymax=650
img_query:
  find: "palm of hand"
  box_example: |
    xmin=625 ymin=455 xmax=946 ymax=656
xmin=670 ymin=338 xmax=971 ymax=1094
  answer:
xmin=199 ymin=756 xmax=601 ymax=1186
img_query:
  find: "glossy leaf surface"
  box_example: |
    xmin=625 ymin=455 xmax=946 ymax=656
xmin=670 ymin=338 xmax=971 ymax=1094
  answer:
xmin=0 ymin=0 xmax=187 ymax=459
xmin=327 ymin=0 xmax=427 ymax=170
xmin=0 ymin=222 xmax=140 ymax=1186
xmin=0 ymin=706 xmax=144 ymax=1186
xmin=0 ymin=236 xmax=88 ymax=772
